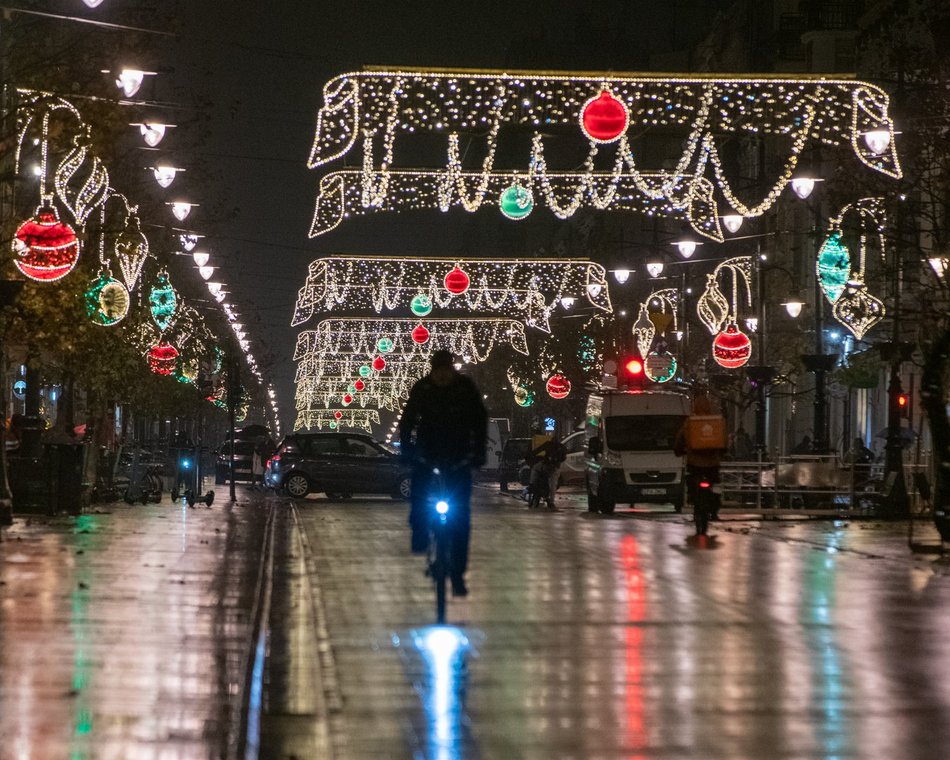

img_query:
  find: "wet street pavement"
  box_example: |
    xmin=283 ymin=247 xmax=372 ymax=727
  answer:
xmin=0 ymin=492 xmax=268 ymax=760
xmin=3 ymin=485 xmax=950 ymax=759
xmin=294 ymin=485 xmax=950 ymax=760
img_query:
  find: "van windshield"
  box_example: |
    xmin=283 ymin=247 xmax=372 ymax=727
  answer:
xmin=605 ymin=415 xmax=685 ymax=451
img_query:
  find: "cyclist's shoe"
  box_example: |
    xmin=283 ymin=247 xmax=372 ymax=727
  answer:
xmin=451 ymin=576 xmax=468 ymax=597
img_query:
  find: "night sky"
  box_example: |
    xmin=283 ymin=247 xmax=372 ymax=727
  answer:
xmin=169 ymin=1 xmax=733 ymax=429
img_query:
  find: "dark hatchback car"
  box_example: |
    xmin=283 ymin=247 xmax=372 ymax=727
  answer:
xmin=498 ymin=437 xmax=532 ymax=491
xmin=265 ymin=432 xmax=411 ymax=500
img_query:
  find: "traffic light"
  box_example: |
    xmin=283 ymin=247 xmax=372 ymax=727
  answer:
xmin=622 ymin=356 xmax=646 ymax=388
xmin=898 ymin=392 xmax=909 ymax=417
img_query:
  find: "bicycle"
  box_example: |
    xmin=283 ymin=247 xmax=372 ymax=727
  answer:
xmin=415 ymin=459 xmax=470 ymax=624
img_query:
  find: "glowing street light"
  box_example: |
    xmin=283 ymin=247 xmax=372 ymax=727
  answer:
xmin=790 ymin=175 xmax=821 ymax=200
xmin=722 ymin=214 xmax=744 ymax=234
xmin=179 ymin=234 xmax=200 ymax=252
xmin=151 ymin=165 xmax=182 ymax=188
xmin=863 ymin=129 xmax=891 ymax=155
xmin=673 ymin=240 xmax=701 ymax=259
xmin=116 ymin=68 xmax=145 ymax=97
xmin=612 ymin=268 xmax=631 ymax=284
xmin=169 ymin=201 xmax=196 ymax=221
xmin=646 ymin=259 xmax=664 ymax=278
xmin=198 ymin=265 xmax=214 ymax=280
xmin=783 ymin=294 xmax=805 ymax=318
xmin=83 ymin=0 xmax=106 ymax=7
xmin=560 ymin=296 xmax=576 ymax=309
xmin=137 ymin=122 xmax=171 ymax=147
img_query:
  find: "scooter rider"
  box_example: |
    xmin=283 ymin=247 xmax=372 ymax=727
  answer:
xmin=399 ymin=350 xmax=488 ymax=597
xmin=674 ymin=393 xmax=725 ymax=523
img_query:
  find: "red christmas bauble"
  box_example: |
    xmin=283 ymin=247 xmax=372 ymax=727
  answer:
xmin=444 ymin=265 xmax=470 ymax=295
xmin=546 ymin=373 xmax=572 ymax=400
xmin=354 ymin=379 xmax=365 ymax=392
xmin=13 ymin=206 xmax=81 ymax=282
xmin=411 ymin=324 xmax=430 ymax=344
xmin=342 ymin=393 xmax=353 ymax=406
xmin=334 ymin=410 xmax=343 ymax=420
xmin=147 ymin=341 xmax=179 ymax=376
xmin=372 ymin=356 xmax=386 ymax=371
xmin=712 ymin=322 xmax=752 ymax=369
xmin=580 ymin=90 xmax=629 ymax=143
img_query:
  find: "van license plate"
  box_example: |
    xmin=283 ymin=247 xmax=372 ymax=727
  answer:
xmin=641 ymin=487 xmax=665 ymax=495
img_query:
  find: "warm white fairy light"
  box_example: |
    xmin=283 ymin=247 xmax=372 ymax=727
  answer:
xmin=295 ymin=409 xmax=380 ymax=432
xmin=292 ymin=255 xmax=611 ymax=333
xmin=308 ymin=70 xmax=901 ymax=231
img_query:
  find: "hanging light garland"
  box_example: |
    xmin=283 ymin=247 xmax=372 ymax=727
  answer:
xmin=295 ymin=409 xmax=380 ymax=432
xmin=293 ymin=256 xmax=611 ymax=333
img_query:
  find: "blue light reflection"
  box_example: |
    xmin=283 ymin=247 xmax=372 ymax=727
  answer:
xmin=412 ymin=626 xmax=470 ymax=760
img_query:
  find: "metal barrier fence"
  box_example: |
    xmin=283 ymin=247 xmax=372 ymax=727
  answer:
xmin=719 ymin=455 xmax=932 ymax=516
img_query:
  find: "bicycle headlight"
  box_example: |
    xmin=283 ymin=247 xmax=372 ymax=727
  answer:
xmin=435 ymin=500 xmax=450 ymax=515
xmin=182 ymin=459 xmax=191 ymax=469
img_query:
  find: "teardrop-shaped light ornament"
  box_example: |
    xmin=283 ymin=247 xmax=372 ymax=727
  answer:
xmin=817 ymin=231 xmax=851 ymax=304
xmin=831 ymin=273 xmax=885 ymax=341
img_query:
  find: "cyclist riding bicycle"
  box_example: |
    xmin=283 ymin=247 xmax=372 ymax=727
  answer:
xmin=399 ymin=350 xmax=488 ymax=597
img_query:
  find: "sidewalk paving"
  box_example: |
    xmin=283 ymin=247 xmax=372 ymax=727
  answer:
xmin=0 ymin=491 xmax=268 ymax=760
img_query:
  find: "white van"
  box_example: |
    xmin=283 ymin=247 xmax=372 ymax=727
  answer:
xmin=584 ymin=389 xmax=689 ymax=513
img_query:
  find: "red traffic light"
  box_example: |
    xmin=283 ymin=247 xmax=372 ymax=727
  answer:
xmin=898 ymin=393 xmax=908 ymax=407
xmin=624 ymin=358 xmax=644 ymax=376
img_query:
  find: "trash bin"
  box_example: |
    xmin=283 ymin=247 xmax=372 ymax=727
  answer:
xmin=44 ymin=442 xmax=87 ymax=515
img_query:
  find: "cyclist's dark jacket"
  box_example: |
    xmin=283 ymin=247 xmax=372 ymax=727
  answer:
xmin=399 ymin=373 xmax=488 ymax=465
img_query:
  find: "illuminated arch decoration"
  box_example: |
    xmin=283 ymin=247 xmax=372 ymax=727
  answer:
xmin=295 ymin=408 xmax=380 ymax=433
xmin=292 ymin=256 xmax=611 ymax=332
xmin=308 ymin=70 xmax=901 ymax=230
xmin=293 ymin=318 xmax=529 ymax=362
xmin=310 ymin=167 xmax=720 ymax=240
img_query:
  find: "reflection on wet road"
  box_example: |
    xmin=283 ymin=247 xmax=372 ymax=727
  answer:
xmin=297 ymin=489 xmax=950 ymax=759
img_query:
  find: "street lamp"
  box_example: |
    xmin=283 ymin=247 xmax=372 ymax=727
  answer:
xmin=790 ymin=175 xmax=821 ymax=200
xmin=192 ymin=251 xmax=210 ymax=267
xmin=151 ymin=165 xmax=182 ymax=188
xmin=928 ymin=256 xmax=948 ymax=280
xmin=612 ymin=268 xmax=631 ymax=285
xmin=673 ymin=239 xmax=701 ymax=259
xmin=862 ymin=129 xmax=891 ymax=156
xmin=722 ymin=214 xmax=744 ymax=234
xmin=169 ymin=201 xmax=196 ymax=221
xmin=782 ymin=293 xmax=805 ymax=318
xmin=646 ymin=259 xmax=664 ymax=278
xmin=82 ymin=0 xmax=107 ymax=7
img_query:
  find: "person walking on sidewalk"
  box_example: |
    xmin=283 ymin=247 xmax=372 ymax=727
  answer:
xmin=399 ymin=350 xmax=487 ymax=597
xmin=527 ymin=431 xmax=567 ymax=510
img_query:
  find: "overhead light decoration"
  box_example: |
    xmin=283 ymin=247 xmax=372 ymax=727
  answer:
xmin=722 ymin=214 xmax=744 ymax=234
xmin=410 ymin=293 xmax=433 ymax=317
xmin=696 ymin=256 xmax=752 ymax=336
xmin=560 ymin=296 xmax=576 ymax=309
xmin=180 ymin=234 xmax=199 ymax=252
xmin=170 ymin=201 xmax=195 ymax=221
xmin=292 ymin=256 xmax=611 ymax=333
xmin=790 ymin=176 xmax=818 ymax=200
xmin=207 ymin=281 xmax=223 ymax=297
xmin=831 ymin=273 xmax=885 ymax=341
xmin=376 ymin=337 xmax=395 ymax=353
xmin=646 ymin=260 xmax=664 ymax=278
xmin=863 ymin=129 xmax=891 ymax=155
xmin=116 ymin=69 xmax=145 ymax=98
xmin=198 ymin=265 xmax=214 ymax=280
xmin=152 ymin=165 xmax=180 ymax=188
xmin=148 ymin=341 xmax=179 ymax=375
xmin=54 ymin=133 xmax=109 ymax=226
xmin=83 ymin=0 xmax=106 ymax=8
xmin=783 ymin=295 xmax=804 ymax=318
xmin=674 ymin=240 xmax=700 ymax=259
xmin=139 ymin=123 xmax=167 ymax=147
xmin=928 ymin=256 xmax=948 ymax=280
xmin=411 ymin=324 xmax=430 ymax=344
xmin=644 ymin=351 xmax=677 ymax=383
xmin=193 ymin=251 xmax=210 ymax=268
xmin=307 ymin=70 xmax=900 ymax=238
xmin=612 ymin=268 xmax=631 ymax=284
xmin=816 ymin=231 xmax=851 ymax=303
xmin=514 ymin=386 xmax=535 ymax=407
xmin=295 ymin=409 xmax=380 ymax=433
xmin=632 ymin=304 xmax=656 ymax=359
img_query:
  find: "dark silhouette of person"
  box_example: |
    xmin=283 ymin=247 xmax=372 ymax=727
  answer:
xmin=399 ymin=350 xmax=487 ymax=597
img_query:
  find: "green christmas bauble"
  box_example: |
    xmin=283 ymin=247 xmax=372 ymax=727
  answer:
xmin=817 ymin=232 xmax=851 ymax=304
xmin=514 ymin=387 xmax=535 ymax=407
xmin=359 ymin=364 xmax=372 ymax=378
xmin=329 ymin=421 xmax=338 ymax=430
xmin=644 ymin=351 xmax=677 ymax=383
xmin=410 ymin=293 xmax=433 ymax=317
xmin=149 ymin=272 xmax=178 ymax=331
xmin=376 ymin=337 xmax=395 ymax=353
xmin=499 ymin=183 xmax=534 ymax=220
xmin=85 ymin=272 xmax=129 ymax=327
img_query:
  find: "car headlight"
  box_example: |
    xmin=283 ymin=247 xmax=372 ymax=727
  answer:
xmin=603 ymin=451 xmax=623 ymax=467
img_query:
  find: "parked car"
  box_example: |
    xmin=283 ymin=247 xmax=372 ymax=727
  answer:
xmin=265 ymin=432 xmax=411 ymax=500
xmin=558 ymin=431 xmax=587 ymax=485
xmin=215 ymin=439 xmax=256 ymax=484
xmin=498 ymin=437 xmax=532 ymax=491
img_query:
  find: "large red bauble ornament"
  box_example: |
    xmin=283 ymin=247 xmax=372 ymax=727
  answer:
xmin=13 ymin=205 xmax=81 ymax=282
xmin=546 ymin=373 xmax=572 ymax=400
xmin=712 ymin=322 xmax=752 ymax=369
xmin=444 ymin=265 xmax=470 ymax=295
xmin=354 ymin=379 xmax=365 ymax=392
xmin=580 ymin=90 xmax=629 ymax=143
xmin=334 ymin=410 xmax=343 ymax=420
xmin=372 ymin=356 xmax=386 ymax=371
xmin=147 ymin=341 xmax=179 ymax=376
xmin=411 ymin=324 xmax=430 ymax=344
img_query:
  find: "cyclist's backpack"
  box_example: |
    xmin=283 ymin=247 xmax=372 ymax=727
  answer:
xmin=685 ymin=415 xmax=727 ymax=451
